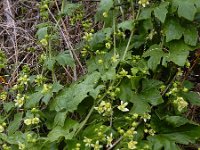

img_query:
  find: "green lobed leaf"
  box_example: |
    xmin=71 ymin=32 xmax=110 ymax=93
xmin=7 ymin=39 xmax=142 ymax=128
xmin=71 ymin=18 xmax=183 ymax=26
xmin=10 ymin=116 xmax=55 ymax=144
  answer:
xmin=148 ymin=135 xmax=181 ymax=150
xmin=61 ymin=1 xmax=81 ymax=16
xmin=25 ymin=92 xmax=43 ymax=108
xmin=154 ymin=2 xmax=169 ymax=23
xmin=138 ymin=8 xmax=153 ymax=20
xmin=130 ymin=94 xmax=151 ymax=114
xmin=53 ymin=111 xmax=68 ymax=127
xmin=52 ymin=82 xmax=64 ymax=93
xmin=118 ymin=20 xmax=134 ymax=31
xmin=165 ymin=40 xmax=191 ymax=66
xmin=143 ymin=44 xmax=167 ymax=71
xmin=42 ymin=93 xmax=53 ymax=105
xmin=36 ymin=27 xmax=48 ymax=40
xmin=164 ymin=18 xmax=184 ymax=42
xmin=141 ymin=79 xmax=163 ymax=106
xmin=164 ymin=116 xmax=190 ymax=127
xmin=172 ymin=0 xmax=197 ymax=21
xmin=51 ymin=72 xmax=101 ymax=112
xmin=3 ymin=102 xmax=14 ymax=112
xmin=98 ymin=0 xmax=113 ymax=12
xmin=44 ymin=57 xmax=56 ymax=71
xmin=7 ymin=113 xmax=23 ymax=135
xmin=55 ymin=51 xmax=74 ymax=67
xmin=181 ymin=91 xmax=200 ymax=106
xmin=47 ymin=119 xmax=79 ymax=142
xmin=183 ymin=26 xmax=198 ymax=46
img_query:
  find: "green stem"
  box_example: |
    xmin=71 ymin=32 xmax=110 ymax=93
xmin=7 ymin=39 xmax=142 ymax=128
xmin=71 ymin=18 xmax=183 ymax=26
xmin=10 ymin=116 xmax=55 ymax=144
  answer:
xmin=122 ymin=31 xmax=134 ymax=60
xmin=113 ymin=10 xmax=116 ymax=56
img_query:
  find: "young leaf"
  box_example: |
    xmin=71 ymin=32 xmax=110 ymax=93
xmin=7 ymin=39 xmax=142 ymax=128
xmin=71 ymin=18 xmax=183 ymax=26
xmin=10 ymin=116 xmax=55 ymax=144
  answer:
xmin=61 ymin=2 xmax=81 ymax=16
xmin=44 ymin=57 xmax=56 ymax=71
xmin=52 ymin=82 xmax=64 ymax=93
xmin=36 ymin=27 xmax=48 ymax=40
xmin=98 ymin=0 xmax=113 ymax=12
xmin=55 ymin=51 xmax=74 ymax=67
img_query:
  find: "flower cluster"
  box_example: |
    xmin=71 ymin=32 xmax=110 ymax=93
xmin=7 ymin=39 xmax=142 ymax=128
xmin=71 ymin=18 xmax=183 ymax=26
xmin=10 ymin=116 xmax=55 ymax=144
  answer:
xmin=128 ymin=140 xmax=138 ymax=149
xmin=35 ymin=74 xmax=46 ymax=86
xmin=0 ymin=91 xmax=7 ymax=101
xmin=83 ymin=32 xmax=93 ymax=41
xmin=173 ymin=97 xmax=188 ymax=112
xmin=24 ymin=117 xmax=40 ymax=126
xmin=14 ymin=94 xmax=26 ymax=107
xmin=18 ymin=74 xmax=29 ymax=85
xmin=138 ymin=0 xmax=150 ymax=7
xmin=94 ymin=101 xmax=112 ymax=116
xmin=41 ymin=84 xmax=52 ymax=94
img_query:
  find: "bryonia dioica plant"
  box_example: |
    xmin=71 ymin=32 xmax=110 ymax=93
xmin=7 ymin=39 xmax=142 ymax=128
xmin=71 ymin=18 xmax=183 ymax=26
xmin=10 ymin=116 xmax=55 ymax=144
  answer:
xmin=1 ymin=0 xmax=200 ymax=149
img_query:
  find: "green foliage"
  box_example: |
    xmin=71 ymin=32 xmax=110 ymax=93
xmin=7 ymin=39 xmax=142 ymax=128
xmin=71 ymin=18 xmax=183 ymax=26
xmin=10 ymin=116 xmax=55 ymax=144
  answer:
xmin=1 ymin=0 xmax=200 ymax=149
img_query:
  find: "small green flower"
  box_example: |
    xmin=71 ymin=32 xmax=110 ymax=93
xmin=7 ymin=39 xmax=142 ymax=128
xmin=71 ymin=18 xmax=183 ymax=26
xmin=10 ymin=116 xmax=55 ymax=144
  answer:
xmin=26 ymin=134 xmax=32 ymax=141
xmin=41 ymin=84 xmax=52 ymax=94
xmin=148 ymin=129 xmax=156 ymax=136
xmin=35 ymin=74 xmax=46 ymax=86
xmin=18 ymin=142 xmax=25 ymax=150
xmin=92 ymin=141 xmax=103 ymax=150
xmin=14 ymin=94 xmax=25 ymax=107
xmin=24 ymin=119 xmax=32 ymax=126
xmin=32 ymin=117 xmax=40 ymax=124
xmin=132 ymin=113 xmax=139 ymax=119
xmin=142 ymin=113 xmax=151 ymax=122
xmin=125 ymin=128 xmax=137 ymax=138
xmin=98 ymin=59 xmax=103 ymax=64
xmin=0 ymin=125 xmax=4 ymax=133
xmin=83 ymin=32 xmax=93 ymax=41
xmin=106 ymin=133 xmax=113 ymax=147
xmin=0 ymin=91 xmax=7 ymax=101
xmin=174 ymin=97 xmax=188 ymax=112
xmin=83 ymin=137 xmax=92 ymax=147
xmin=182 ymin=87 xmax=188 ymax=93
xmin=128 ymin=140 xmax=138 ymax=149
xmin=18 ymin=74 xmax=29 ymax=85
xmin=94 ymin=101 xmax=112 ymax=116
xmin=138 ymin=0 xmax=150 ymax=7
xmin=117 ymin=101 xmax=129 ymax=112
xmin=119 ymin=69 xmax=128 ymax=76
xmin=105 ymin=42 xmax=111 ymax=49
xmin=111 ymin=54 xmax=119 ymax=63
xmin=2 ymin=144 xmax=11 ymax=150
xmin=103 ymin=12 xmax=108 ymax=18
xmin=40 ymin=38 xmax=48 ymax=46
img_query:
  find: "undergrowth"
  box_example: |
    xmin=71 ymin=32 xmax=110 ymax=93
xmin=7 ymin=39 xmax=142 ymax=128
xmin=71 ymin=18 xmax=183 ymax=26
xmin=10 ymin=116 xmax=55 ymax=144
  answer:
xmin=1 ymin=0 xmax=200 ymax=149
